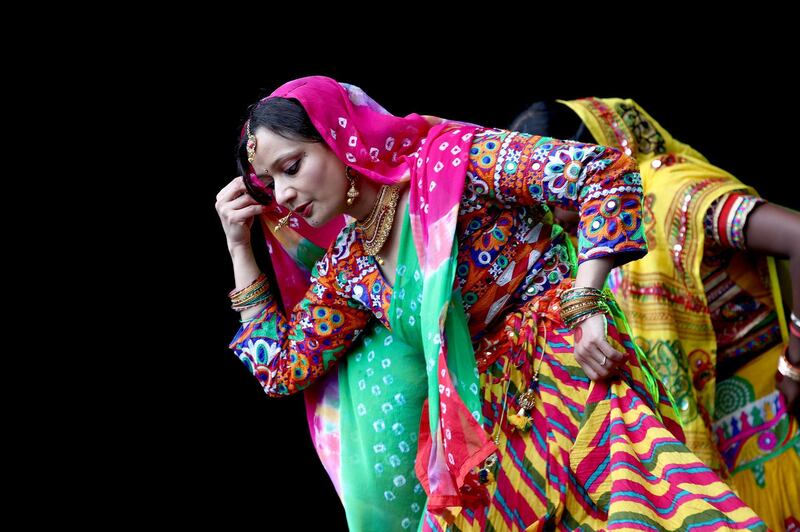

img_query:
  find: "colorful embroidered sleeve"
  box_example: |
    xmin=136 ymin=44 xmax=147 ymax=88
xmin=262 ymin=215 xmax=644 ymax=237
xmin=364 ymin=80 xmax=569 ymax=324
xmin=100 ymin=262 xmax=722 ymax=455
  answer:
xmin=703 ymin=192 xmax=767 ymax=250
xmin=467 ymin=128 xmax=647 ymax=265
xmin=227 ymin=231 xmax=372 ymax=396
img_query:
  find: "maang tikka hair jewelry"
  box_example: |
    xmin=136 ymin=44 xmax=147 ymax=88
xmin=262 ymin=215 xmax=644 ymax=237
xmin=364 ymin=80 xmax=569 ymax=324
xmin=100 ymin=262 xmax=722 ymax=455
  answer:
xmin=345 ymin=166 xmax=359 ymax=207
xmin=246 ymin=121 xmax=257 ymax=164
xmin=247 ymin=120 xmax=289 ymax=232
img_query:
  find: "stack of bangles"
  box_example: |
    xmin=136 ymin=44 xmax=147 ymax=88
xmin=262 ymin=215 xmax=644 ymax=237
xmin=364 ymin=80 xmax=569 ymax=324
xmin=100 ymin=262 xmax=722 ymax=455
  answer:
xmin=229 ymin=273 xmax=269 ymax=320
xmin=780 ymin=312 xmax=800 ymax=382
xmin=559 ymin=286 xmax=610 ymax=329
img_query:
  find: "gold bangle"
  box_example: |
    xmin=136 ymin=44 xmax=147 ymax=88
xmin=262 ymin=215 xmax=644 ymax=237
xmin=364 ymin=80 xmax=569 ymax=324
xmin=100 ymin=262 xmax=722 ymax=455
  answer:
xmin=228 ymin=273 xmax=267 ymax=301
xmin=228 ymin=273 xmax=267 ymax=298
xmin=232 ymin=296 xmax=269 ymax=312
xmin=563 ymin=308 xmax=609 ymax=330
xmin=570 ymin=309 xmax=608 ymax=328
xmin=561 ymin=307 xmax=605 ymax=324
xmin=560 ymin=301 xmax=605 ymax=319
xmin=562 ymin=307 xmax=604 ymax=319
xmin=560 ymin=294 xmax=606 ymax=307
xmin=561 ymin=286 xmax=603 ymax=296
xmin=230 ymin=283 xmax=269 ymax=305
xmin=561 ymin=299 xmax=604 ymax=311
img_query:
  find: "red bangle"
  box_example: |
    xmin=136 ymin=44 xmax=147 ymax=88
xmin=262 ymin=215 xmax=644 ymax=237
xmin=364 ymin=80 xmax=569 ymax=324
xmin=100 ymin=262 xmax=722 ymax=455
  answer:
xmin=790 ymin=321 xmax=800 ymax=340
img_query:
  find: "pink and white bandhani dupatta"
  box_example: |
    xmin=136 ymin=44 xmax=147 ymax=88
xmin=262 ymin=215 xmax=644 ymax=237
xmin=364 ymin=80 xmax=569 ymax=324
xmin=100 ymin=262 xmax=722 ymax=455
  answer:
xmin=256 ymin=76 xmax=497 ymax=515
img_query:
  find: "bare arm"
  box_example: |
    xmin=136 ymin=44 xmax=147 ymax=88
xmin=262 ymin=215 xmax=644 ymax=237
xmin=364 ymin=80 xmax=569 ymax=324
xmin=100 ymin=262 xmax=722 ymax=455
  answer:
xmin=745 ymin=202 xmax=800 ymax=418
xmin=745 ymin=203 xmax=800 ymax=364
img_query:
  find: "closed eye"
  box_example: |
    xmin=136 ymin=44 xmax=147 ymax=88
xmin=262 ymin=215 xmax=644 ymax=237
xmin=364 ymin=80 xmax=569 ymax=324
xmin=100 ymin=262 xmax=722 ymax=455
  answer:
xmin=285 ymin=160 xmax=300 ymax=176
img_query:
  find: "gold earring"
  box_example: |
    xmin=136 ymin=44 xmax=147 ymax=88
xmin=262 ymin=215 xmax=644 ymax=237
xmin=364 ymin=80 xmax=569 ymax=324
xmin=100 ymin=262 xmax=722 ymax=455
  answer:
xmin=274 ymin=212 xmax=292 ymax=231
xmin=345 ymin=166 xmax=359 ymax=207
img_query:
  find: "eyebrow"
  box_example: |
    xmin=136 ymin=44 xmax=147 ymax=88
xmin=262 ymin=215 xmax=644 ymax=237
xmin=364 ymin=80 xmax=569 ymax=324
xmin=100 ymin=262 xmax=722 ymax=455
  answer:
xmin=258 ymin=151 xmax=297 ymax=178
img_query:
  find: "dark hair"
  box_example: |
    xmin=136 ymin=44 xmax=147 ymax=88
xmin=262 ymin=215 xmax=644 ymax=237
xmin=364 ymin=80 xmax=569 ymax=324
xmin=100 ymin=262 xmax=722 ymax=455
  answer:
xmin=236 ymin=97 xmax=324 ymax=204
xmin=509 ymin=100 xmax=594 ymax=143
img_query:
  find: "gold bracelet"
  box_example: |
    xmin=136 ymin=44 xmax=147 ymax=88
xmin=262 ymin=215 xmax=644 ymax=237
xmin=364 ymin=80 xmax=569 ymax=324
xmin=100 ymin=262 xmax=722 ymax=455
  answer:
xmin=561 ymin=289 xmax=607 ymax=300
xmin=228 ymin=273 xmax=267 ymax=298
xmin=560 ymin=300 xmax=606 ymax=319
xmin=561 ymin=299 xmax=605 ymax=312
xmin=560 ymin=294 xmax=606 ymax=308
xmin=229 ymin=273 xmax=268 ymax=304
xmin=561 ymin=286 xmax=604 ymax=296
xmin=230 ymin=283 xmax=269 ymax=305
xmin=561 ymin=306 xmax=603 ymax=323
xmin=232 ymin=298 xmax=269 ymax=312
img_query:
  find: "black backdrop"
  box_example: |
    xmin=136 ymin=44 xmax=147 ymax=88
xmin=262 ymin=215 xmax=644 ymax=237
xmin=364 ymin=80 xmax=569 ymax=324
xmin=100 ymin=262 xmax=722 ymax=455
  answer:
xmin=144 ymin=50 xmax=797 ymax=530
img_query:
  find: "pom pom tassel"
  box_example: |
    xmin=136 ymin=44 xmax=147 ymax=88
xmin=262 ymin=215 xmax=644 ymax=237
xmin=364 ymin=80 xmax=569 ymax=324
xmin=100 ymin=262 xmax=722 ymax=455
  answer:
xmin=508 ymin=408 xmax=532 ymax=432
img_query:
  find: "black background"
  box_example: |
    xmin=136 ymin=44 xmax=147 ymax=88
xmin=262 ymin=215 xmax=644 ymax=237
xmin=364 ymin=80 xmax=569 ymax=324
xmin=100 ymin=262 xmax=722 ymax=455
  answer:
xmin=138 ymin=44 xmax=797 ymax=530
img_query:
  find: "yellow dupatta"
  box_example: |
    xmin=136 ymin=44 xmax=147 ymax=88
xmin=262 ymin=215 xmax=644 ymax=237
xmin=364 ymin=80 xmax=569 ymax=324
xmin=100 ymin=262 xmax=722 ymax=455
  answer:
xmin=558 ymin=97 xmax=790 ymax=471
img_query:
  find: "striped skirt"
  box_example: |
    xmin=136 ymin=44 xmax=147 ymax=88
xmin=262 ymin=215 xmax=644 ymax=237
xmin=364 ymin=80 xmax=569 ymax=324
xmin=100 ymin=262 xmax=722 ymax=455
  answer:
xmin=421 ymin=300 xmax=766 ymax=531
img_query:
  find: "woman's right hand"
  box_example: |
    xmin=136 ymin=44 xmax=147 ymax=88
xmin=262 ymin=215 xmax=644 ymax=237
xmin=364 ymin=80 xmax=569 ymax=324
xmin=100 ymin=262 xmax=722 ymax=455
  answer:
xmin=572 ymin=313 xmax=626 ymax=381
xmin=215 ymin=176 xmax=266 ymax=251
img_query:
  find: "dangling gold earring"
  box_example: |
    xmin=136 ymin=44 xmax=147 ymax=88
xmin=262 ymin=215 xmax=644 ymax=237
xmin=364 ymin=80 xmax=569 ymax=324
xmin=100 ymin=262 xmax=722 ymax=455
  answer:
xmin=274 ymin=212 xmax=292 ymax=232
xmin=345 ymin=166 xmax=359 ymax=207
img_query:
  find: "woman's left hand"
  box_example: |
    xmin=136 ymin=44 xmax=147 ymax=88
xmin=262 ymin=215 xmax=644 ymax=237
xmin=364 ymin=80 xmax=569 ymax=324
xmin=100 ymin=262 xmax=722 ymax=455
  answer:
xmin=572 ymin=313 xmax=626 ymax=381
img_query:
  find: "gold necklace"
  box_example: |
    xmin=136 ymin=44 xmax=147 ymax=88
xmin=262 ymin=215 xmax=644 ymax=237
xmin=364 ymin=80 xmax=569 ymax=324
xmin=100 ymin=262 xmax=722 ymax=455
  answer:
xmin=356 ymin=184 xmax=401 ymax=265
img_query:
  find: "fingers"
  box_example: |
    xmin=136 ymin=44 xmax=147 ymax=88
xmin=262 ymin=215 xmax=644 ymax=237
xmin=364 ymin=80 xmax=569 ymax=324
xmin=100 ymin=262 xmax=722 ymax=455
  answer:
xmin=597 ymin=340 xmax=626 ymax=369
xmin=574 ymin=344 xmax=610 ymax=381
xmin=227 ymin=191 xmax=261 ymax=211
xmin=215 ymin=177 xmax=266 ymax=224
xmin=216 ymin=177 xmax=262 ymax=211
xmin=216 ymin=176 xmax=248 ymax=204
xmin=575 ymin=341 xmax=625 ymax=381
xmin=572 ymin=313 xmax=628 ymax=381
xmin=226 ymin=204 xmax=264 ymax=224
xmin=577 ymin=353 xmax=605 ymax=381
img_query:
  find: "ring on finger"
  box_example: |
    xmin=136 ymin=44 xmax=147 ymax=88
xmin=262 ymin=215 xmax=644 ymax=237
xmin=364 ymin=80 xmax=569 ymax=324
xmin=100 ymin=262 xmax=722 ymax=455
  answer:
xmin=600 ymin=355 xmax=607 ymax=367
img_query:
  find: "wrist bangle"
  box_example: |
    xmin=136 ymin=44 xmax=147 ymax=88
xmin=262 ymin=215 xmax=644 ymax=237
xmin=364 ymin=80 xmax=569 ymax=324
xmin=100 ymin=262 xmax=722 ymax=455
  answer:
xmin=790 ymin=321 xmax=800 ymax=340
xmin=778 ymin=345 xmax=800 ymax=382
xmin=228 ymin=273 xmax=267 ymax=299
